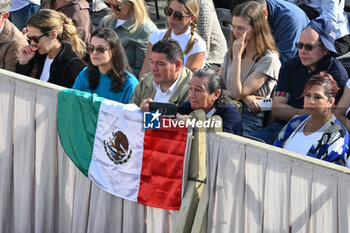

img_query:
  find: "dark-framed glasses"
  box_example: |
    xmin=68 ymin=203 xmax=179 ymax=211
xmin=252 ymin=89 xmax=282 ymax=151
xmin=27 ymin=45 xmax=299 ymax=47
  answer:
xmin=104 ymin=1 xmax=122 ymax=11
xmin=26 ymin=33 xmax=47 ymax=43
xmin=295 ymin=42 xmax=323 ymax=51
xmin=164 ymin=6 xmax=192 ymax=21
xmin=86 ymin=45 xmax=111 ymax=54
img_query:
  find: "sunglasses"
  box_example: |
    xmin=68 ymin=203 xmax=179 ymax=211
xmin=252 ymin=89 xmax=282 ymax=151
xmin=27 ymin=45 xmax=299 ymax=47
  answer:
xmin=26 ymin=33 xmax=47 ymax=43
xmin=104 ymin=1 xmax=122 ymax=11
xmin=164 ymin=6 xmax=192 ymax=21
xmin=86 ymin=45 xmax=111 ymax=54
xmin=295 ymin=42 xmax=323 ymax=51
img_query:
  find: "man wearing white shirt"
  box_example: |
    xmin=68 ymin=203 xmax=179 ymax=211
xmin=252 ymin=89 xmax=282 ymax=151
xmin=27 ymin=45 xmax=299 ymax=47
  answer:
xmin=131 ymin=38 xmax=192 ymax=111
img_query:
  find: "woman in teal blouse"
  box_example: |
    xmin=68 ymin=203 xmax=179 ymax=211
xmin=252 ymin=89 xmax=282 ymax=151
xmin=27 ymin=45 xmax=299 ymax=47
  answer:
xmin=99 ymin=0 xmax=157 ymax=78
xmin=73 ymin=28 xmax=138 ymax=104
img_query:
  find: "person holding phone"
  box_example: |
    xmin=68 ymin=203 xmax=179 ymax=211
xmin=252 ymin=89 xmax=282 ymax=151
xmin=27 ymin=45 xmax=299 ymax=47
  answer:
xmin=251 ymin=18 xmax=349 ymax=145
xmin=16 ymin=9 xmax=85 ymax=88
xmin=72 ymin=28 xmax=138 ymax=103
xmin=131 ymin=38 xmax=192 ymax=111
xmin=220 ymin=1 xmax=281 ymax=135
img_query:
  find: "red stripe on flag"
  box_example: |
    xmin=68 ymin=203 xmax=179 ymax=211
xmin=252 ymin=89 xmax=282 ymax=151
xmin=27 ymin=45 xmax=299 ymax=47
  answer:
xmin=138 ymin=121 xmax=187 ymax=210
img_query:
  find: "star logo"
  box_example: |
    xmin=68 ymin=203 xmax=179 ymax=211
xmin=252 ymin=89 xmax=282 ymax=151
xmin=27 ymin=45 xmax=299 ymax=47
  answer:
xmin=143 ymin=110 xmax=161 ymax=129
xmin=151 ymin=110 xmax=162 ymax=122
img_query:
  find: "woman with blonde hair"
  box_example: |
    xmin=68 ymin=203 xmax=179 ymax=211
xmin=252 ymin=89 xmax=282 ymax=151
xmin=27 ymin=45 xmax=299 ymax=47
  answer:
xmin=139 ymin=0 xmax=206 ymax=77
xmin=16 ymin=9 xmax=85 ymax=88
xmin=99 ymin=0 xmax=157 ymax=77
xmin=220 ymin=1 xmax=281 ymax=135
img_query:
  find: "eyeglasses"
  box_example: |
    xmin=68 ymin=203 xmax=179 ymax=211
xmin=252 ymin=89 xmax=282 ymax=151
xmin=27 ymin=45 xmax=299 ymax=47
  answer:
xmin=104 ymin=1 xmax=122 ymax=11
xmin=164 ymin=6 xmax=192 ymax=21
xmin=26 ymin=33 xmax=47 ymax=43
xmin=86 ymin=45 xmax=111 ymax=54
xmin=228 ymin=24 xmax=248 ymax=33
xmin=295 ymin=42 xmax=323 ymax=51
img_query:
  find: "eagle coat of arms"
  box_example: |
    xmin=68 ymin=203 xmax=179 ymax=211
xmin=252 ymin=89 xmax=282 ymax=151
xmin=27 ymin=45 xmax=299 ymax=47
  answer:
xmin=103 ymin=131 xmax=132 ymax=165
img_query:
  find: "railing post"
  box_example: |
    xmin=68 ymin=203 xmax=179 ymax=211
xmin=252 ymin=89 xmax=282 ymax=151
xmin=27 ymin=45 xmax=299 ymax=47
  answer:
xmin=175 ymin=110 xmax=222 ymax=233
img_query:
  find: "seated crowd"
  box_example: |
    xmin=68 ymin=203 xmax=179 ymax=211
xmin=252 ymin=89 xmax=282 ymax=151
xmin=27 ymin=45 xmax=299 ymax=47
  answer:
xmin=1 ymin=0 xmax=350 ymax=167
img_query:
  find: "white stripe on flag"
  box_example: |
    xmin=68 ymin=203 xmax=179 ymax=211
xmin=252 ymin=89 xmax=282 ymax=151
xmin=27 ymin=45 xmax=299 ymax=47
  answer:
xmin=88 ymin=100 xmax=145 ymax=202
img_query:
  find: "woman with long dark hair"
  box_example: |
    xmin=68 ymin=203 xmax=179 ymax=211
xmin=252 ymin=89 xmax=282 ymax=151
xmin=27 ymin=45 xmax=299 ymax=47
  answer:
xmin=73 ymin=28 xmax=138 ymax=103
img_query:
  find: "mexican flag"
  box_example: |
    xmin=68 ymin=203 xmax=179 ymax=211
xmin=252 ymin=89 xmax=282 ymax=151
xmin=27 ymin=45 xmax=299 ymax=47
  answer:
xmin=57 ymin=89 xmax=188 ymax=210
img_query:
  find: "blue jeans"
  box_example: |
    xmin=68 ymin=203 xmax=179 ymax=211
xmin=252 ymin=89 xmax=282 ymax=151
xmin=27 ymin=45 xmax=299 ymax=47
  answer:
xmin=242 ymin=105 xmax=264 ymax=136
xmin=9 ymin=3 xmax=40 ymax=31
xmin=249 ymin=122 xmax=284 ymax=145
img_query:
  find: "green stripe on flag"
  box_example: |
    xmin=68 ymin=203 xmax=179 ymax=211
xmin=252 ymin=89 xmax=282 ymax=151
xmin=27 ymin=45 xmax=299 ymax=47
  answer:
xmin=57 ymin=89 xmax=106 ymax=176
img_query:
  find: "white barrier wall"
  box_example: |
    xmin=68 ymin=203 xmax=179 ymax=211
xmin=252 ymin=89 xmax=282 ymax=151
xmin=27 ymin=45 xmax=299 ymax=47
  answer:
xmin=0 ymin=69 xmax=178 ymax=233
xmin=2 ymin=68 xmax=350 ymax=233
xmin=206 ymin=132 xmax=350 ymax=233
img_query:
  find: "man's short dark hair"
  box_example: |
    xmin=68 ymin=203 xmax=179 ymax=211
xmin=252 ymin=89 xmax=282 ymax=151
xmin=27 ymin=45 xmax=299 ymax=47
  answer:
xmin=152 ymin=38 xmax=184 ymax=64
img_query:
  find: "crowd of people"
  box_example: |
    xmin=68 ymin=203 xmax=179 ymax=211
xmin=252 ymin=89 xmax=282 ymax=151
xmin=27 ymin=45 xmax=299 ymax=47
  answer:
xmin=1 ymin=0 xmax=350 ymax=167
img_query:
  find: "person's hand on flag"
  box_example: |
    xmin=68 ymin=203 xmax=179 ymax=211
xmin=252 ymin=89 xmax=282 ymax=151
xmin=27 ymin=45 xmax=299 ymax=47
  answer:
xmin=57 ymin=89 xmax=188 ymax=210
xmin=140 ymin=98 xmax=153 ymax=112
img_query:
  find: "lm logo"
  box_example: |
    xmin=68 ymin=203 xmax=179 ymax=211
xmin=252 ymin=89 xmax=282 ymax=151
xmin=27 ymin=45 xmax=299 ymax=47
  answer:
xmin=143 ymin=110 xmax=162 ymax=129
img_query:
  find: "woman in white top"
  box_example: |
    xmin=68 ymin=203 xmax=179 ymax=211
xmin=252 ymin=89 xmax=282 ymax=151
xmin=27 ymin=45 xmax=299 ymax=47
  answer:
xmin=139 ymin=0 xmax=206 ymax=77
xmin=275 ymin=72 xmax=350 ymax=167
xmin=220 ymin=1 xmax=281 ymax=135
